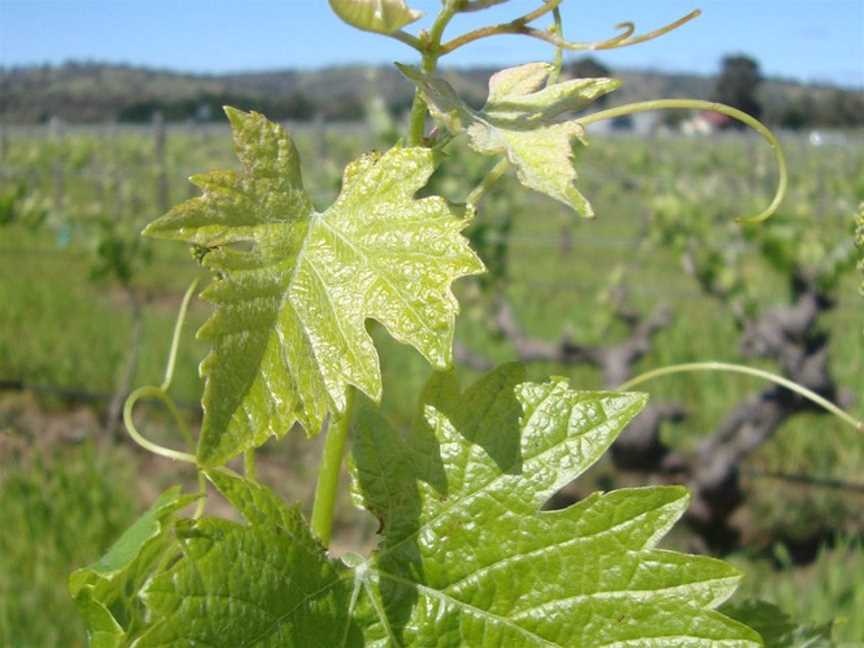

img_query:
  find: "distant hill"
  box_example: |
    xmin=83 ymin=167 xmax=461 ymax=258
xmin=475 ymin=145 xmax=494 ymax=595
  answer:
xmin=1 ymin=61 xmax=861 ymax=129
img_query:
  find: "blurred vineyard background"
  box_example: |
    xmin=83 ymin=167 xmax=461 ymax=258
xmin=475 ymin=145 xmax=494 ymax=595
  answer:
xmin=1 ymin=58 xmax=864 ymax=645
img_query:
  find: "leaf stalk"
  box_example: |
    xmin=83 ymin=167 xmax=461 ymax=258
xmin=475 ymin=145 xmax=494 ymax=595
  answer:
xmin=547 ymin=7 xmax=565 ymax=85
xmin=311 ymin=389 xmax=356 ymax=548
xmin=466 ymin=158 xmax=510 ymax=207
xmin=244 ymin=449 xmax=257 ymax=480
xmin=407 ymin=1 xmax=462 ymax=145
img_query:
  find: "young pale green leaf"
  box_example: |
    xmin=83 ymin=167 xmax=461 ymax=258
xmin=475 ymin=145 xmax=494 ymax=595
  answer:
xmin=719 ymin=600 xmax=833 ymax=648
xmin=329 ymin=0 xmax=421 ymax=34
xmin=346 ymin=365 xmax=762 ymax=646
xmin=134 ymin=470 xmax=359 ymax=647
xmin=399 ymin=62 xmax=620 ymax=217
xmin=69 ymin=487 xmax=195 ymax=648
xmin=144 ymin=108 xmax=483 ymax=466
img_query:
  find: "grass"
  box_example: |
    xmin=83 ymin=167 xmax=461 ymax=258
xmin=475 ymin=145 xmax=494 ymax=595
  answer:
xmin=0 ymin=442 xmax=138 ymax=647
xmin=731 ymin=536 xmax=864 ymax=642
xmin=1 ymin=124 xmax=863 ymax=643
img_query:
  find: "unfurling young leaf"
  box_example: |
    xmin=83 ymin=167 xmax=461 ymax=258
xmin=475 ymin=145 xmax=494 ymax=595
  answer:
xmin=144 ymin=108 xmax=483 ymax=466
xmin=399 ymin=62 xmax=620 ymax=217
xmin=329 ymin=0 xmax=421 ymax=34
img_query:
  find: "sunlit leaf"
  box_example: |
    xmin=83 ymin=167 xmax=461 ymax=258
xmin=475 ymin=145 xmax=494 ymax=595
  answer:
xmin=399 ymin=62 xmax=620 ymax=216
xmin=329 ymin=0 xmax=421 ymax=34
xmin=93 ymin=367 xmax=760 ymax=646
xmin=134 ymin=471 xmax=357 ymax=647
xmin=346 ymin=365 xmax=760 ymax=645
xmin=144 ymin=108 xmax=483 ymax=466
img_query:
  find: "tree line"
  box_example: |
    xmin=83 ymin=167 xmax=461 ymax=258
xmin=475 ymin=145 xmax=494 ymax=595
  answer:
xmin=1 ymin=57 xmax=860 ymax=129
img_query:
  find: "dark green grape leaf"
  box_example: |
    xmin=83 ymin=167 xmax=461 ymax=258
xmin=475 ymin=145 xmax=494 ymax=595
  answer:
xmin=69 ymin=487 xmax=196 ymax=648
xmin=398 ymin=62 xmax=620 ymax=216
xmin=144 ymin=108 xmax=483 ymax=466
xmin=134 ymin=470 xmax=358 ymax=647
xmin=88 ymin=367 xmax=762 ymax=646
xmin=720 ymin=600 xmax=833 ymax=647
xmin=346 ymin=365 xmax=762 ymax=646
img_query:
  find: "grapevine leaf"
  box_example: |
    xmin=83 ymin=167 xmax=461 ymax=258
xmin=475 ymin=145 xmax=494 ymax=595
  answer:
xmin=109 ymin=368 xmax=762 ymax=646
xmin=347 ymin=365 xmax=762 ymax=646
xmin=144 ymin=108 xmax=483 ymax=466
xmin=720 ymin=600 xmax=833 ymax=647
xmin=329 ymin=0 xmax=421 ymax=34
xmin=69 ymin=487 xmax=196 ymax=647
xmin=398 ymin=62 xmax=620 ymax=216
xmin=135 ymin=470 xmax=359 ymax=647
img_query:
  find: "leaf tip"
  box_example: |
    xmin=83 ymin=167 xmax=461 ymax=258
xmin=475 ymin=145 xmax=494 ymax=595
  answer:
xmin=394 ymin=61 xmax=420 ymax=80
xmin=223 ymin=105 xmax=248 ymax=127
xmin=141 ymin=217 xmax=168 ymax=240
xmin=628 ymin=389 xmax=650 ymax=408
xmin=605 ymin=77 xmax=624 ymax=92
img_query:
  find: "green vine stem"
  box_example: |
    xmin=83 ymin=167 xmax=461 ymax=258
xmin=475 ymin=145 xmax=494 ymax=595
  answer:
xmin=458 ymin=0 xmax=516 ymax=12
xmin=439 ymin=9 xmax=699 ymax=56
xmin=547 ymin=7 xmax=565 ymax=85
xmin=429 ymin=1 xmax=460 ymax=47
xmin=576 ymin=99 xmax=788 ymax=223
xmin=407 ymin=53 xmax=435 ymax=146
xmin=466 ymin=158 xmax=511 ymax=207
xmin=387 ymin=29 xmax=423 ymax=51
xmin=244 ymin=449 xmax=257 ymax=481
xmin=194 ymin=472 xmax=208 ymax=519
xmin=512 ymin=0 xmax=564 ymax=25
xmin=311 ymin=388 xmax=356 ymax=547
xmin=618 ymin=361 xmax=864 ymax=433
xmin=407 ymin=1 xmax=463 ymax=145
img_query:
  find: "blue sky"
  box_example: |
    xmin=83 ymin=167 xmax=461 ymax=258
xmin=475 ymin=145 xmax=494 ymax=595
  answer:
xmin=1 ymin=1 xmax=862 ymax=87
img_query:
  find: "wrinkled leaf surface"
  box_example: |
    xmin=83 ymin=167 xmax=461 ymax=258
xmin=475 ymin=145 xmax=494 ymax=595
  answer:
xmin=145 ymin=108 xmax=483 ymax=465
xmin=399 ymin=63 xmax=619 ymax=216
